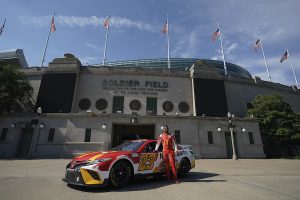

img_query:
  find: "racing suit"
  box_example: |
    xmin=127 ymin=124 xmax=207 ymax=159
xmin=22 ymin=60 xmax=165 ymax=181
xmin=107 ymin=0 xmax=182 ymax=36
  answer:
xmin=155 ymin=132 xmax=178 ymax=181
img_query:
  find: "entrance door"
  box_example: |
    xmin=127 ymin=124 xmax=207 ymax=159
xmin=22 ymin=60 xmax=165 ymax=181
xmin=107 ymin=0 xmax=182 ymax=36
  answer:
xmin=112 ymin=124 xmax=155 ymax=147
xmin=225 ymin=132 xmax=238 ymax=159
xmin=17 ymin=128 xmax=34 ymax=158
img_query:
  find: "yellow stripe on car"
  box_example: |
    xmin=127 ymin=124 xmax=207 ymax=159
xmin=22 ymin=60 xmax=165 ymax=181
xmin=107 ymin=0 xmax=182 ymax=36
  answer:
xmin=80 ymin=169 xmax=103 ymax=185
xmin=88 ymin=154 xmax=103 ymax=161
xmin=77 ymin=152 xmax=95 ymax=158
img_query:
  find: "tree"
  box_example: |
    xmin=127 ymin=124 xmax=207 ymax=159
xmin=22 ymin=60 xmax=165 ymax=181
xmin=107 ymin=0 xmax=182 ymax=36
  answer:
xmin=247 ymin=94 xmax=300 ymax=157
xmin=0 ymin=61 xmax=34 ymax=114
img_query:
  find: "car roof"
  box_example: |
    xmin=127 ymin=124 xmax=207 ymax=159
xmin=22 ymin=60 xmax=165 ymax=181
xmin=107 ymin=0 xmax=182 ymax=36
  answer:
xmin=129 ymin=139 xmax=157 ymax=143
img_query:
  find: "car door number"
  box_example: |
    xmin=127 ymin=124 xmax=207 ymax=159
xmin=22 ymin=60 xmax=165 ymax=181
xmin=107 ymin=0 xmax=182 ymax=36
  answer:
xmin=138 ymin=153 xmax=158 ymax=171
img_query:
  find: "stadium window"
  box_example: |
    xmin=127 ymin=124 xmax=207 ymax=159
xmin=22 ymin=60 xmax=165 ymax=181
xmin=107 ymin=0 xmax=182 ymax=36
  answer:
xmin=248 ymin=132 xmax=254 ymax=144
xmin=162 ymin=101 xmax=174 ymax=112
xmin=48 ymin=128 xmax=55 ymax=142
xmin=178 ymin=102 xmax=189 ymax=113
xmin=112 ymin=96 xmax=124 ymax=113
xmin=174 ymin=130 xmax=181 ymax=144
xmin=0 ymin=128 xmax=8 ymax=142
xmin=146 ymin=97 xmax=157 ymax=115
xmin=129 ymin=99 xmax=141 ymax=111
xmin=208 ymin=131 xmax=214 ymax=144
xmin=95 ymin=98 xmax=108 ymax=110
xmin=84 ymin=129 xmax=91 ymax=142
xmin=79 ymin=98 xmax=91 ymax=110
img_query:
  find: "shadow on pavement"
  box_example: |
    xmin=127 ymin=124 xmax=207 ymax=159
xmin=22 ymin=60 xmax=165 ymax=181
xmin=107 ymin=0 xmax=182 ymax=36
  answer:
xmin=67 ymin=171 xmax=225 ymax=192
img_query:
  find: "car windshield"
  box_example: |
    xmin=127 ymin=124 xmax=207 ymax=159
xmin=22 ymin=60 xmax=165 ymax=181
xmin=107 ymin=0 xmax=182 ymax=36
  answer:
xmin=111 ymin=140 xmax=145 ymax=152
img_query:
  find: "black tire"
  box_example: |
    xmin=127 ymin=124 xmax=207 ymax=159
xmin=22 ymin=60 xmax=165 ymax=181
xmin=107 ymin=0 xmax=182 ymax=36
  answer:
xmin=109 ymin=161 xmax=132 ymax=187
xmin=178 ymin=158 xmax=191 ymax=178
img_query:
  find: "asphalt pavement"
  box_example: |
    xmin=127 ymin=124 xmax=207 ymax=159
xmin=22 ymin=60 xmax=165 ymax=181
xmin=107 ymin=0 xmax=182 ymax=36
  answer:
xmin=0 ymin=159 xmax=300 ymax=200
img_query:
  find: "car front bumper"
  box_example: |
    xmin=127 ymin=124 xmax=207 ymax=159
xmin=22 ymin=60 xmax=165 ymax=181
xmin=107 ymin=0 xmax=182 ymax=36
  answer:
xmin=63 ymin=168 xmax=109 ymax=187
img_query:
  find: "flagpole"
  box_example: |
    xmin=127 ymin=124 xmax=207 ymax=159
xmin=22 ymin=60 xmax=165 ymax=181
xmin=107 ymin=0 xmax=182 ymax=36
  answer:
xmin=166 ymin=14 xmax=170 ymax=69
xmin=102 ymin=24 xmax=109 ymax=66
xmin=286 ymin=48 xmax=299 ymax=89
xmin=218 ymin=24 xmax=227 ymax=75
xmin=103 ymin=10 xmax=111 ymax=66
xmin=41 ymin=12 xmax=55 ymax=68
xmin=259 ymin=36 xmax=271 ymax=82
xmin=0 ymin=19 xmax=6 ymax=36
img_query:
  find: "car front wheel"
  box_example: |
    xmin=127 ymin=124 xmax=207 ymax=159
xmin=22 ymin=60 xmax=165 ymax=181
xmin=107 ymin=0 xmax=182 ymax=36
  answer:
xmin=109 ymin=161 xmax=132 ymax=187
xmin=178 ymin=158 xmax=191 ymax=178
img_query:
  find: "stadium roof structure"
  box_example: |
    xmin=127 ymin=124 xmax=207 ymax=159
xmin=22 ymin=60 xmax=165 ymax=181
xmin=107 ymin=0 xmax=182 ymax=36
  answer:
xmin=0 ymin=49 xmax=29 ymax=68
xmin=93 ymin=58 xmax=252 ymax=79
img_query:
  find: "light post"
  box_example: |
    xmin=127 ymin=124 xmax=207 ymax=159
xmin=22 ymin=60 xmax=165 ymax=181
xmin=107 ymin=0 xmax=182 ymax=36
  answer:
xmin=27 ymin=107 xmax=43 ymax=158
xmin=37 ymin=107 xmax=42 ymax=116
xmin=217 ymin=112 xmax=246 ymax=160
xmin=227 ymin=112 xmax=237 ymax=160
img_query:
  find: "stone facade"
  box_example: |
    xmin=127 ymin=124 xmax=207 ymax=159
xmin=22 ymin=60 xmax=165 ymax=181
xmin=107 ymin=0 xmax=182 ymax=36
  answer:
xmin=0 ymin=113 xmax=264 ymax=159
xmin=1 ymin=54 xmax=299 ymax=159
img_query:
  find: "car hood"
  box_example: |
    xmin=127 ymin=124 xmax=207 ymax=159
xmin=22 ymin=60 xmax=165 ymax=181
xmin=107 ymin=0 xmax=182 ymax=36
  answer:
xmin=72 ymin=150 xmax=132 ymax=162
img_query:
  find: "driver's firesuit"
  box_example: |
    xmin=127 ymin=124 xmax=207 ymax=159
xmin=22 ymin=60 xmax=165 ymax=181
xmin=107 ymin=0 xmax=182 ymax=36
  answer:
xmin=155 ymin=125 xmax=178 ymax=182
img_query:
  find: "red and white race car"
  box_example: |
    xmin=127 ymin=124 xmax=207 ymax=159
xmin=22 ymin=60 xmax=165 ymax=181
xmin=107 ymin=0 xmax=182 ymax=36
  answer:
xmin=63 ymin=139 xmax=195 ymax=187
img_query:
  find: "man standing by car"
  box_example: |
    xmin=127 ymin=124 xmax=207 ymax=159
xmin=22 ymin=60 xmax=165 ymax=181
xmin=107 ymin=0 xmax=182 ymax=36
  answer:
xmin=154 ymin=125 xmax=179 ymax=183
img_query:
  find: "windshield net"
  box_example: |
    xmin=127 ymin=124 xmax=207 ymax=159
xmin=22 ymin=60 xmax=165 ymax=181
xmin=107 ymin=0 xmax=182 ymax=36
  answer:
xmin=111 ymin=140 xmax=145 ymax=152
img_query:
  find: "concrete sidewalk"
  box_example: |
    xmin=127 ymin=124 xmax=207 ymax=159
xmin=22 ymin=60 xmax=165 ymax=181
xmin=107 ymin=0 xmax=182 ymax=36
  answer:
xmin=0 ymin=159 xmax=300 ymax=200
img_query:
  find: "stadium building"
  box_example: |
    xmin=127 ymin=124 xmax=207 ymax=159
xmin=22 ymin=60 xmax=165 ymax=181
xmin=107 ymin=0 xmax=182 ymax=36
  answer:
xmin=1 ymin=50 xmax=300 ymax=159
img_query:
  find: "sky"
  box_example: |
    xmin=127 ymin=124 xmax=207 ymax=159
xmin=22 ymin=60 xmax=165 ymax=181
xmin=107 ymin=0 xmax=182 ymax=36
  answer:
xmin=1 ymin=0 xmax=300 ymax=87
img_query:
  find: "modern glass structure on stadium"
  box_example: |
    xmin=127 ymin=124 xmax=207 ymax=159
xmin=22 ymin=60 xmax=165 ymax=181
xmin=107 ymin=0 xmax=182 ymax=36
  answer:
xmin=93 ymin=58 xmax=252 ymax=79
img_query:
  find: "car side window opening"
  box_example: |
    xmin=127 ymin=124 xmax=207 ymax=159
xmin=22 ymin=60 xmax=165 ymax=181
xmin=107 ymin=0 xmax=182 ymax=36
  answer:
xmin=143 ymin=142 xmax=157 ymax=153
xmin=143 ymin=144 xmax=153 ymax=153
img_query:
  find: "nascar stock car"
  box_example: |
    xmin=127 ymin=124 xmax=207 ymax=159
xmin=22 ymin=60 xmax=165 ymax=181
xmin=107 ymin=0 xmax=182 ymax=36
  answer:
xmin=63 ymin=139 xmax=195 ymax=187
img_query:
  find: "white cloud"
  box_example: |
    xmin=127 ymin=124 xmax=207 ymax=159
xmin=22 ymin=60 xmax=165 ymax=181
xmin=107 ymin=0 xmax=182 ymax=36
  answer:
xmin=110 ymin=17 xmax=156 ymax=32
xmin=84 ymin=43 xmax=100 ymax=51
xmin=19 ymin=15 xmax=156 ymax=32
xmin=210 ymin=42 xmax=238 ymax=61
xmin=171 ymin=29 xmax=200 ymax=57
xmin=226 ymin=43 xmax=238 ymax=55
xmin=19 ymin=15 xmax=50 ymax=27
xmin=236 ymin=54 xmax=300 ymax=86
xmin=58 ymin=16 xmax=101 ymax=27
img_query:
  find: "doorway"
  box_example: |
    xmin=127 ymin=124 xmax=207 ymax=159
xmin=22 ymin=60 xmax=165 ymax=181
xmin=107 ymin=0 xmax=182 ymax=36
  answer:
xmin=112 ymin=124 xmax=155 ymax=147
xmin=17 ymin=128 xmax=34 ymax=158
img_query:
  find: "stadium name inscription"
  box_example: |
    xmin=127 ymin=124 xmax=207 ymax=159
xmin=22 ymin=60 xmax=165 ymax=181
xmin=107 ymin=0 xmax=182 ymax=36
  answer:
xmin=102 ymin=79 xmax=169 ymax=96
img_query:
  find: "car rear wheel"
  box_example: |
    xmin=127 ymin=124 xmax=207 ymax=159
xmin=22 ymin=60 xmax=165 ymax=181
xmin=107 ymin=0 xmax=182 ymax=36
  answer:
xmin=178 ymin=158 xmax=191 ymax=178
xmin=109 ymin=161 xmax=132 ymax=187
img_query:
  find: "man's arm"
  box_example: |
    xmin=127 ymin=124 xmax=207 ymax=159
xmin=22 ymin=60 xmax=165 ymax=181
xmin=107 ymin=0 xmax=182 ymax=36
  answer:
xmin=171 ymin=134 xmax=178 ymax=151
xmin=155 ymin=134 xmax=162 ymax=151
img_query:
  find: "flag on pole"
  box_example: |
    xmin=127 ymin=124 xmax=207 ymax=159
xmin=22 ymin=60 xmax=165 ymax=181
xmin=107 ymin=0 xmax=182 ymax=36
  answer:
xmin=211 ymin=28 xmax=220 ymax=41
xmin=254 ymin=39 xmax=261 ymax=53
xmin=103 ymin=15 xmax=110 ymax=28
xmin=50 ymin=16 xmax=56 ymax=32
xmin=280 ymin=50 xmax=288 ymax=63
xmin=162 ymin=21 xmax=168 ymax=34
xmin=0 ymin=19 xmax=6 ymax=36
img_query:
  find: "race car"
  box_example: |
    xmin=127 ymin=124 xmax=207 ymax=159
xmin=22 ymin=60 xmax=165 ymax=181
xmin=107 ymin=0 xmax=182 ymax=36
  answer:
xmin=63 ymin=139 xmax=195 ymax=188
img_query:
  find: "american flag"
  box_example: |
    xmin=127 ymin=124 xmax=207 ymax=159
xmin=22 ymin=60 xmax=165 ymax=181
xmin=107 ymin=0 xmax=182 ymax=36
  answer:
xmin=162 ymin=21 xmax=168 ymax=34
xmin=254 ymin=39 xmax=261 ymax=53
xmin=103 ymin=15 xmax=110 ymax=28
xmin=0 ymin=19 xmax=6 ymax=36
xmin=50 ymin=17 xmax=56 ymax=32
xmin=280 ymin=51 xmax=288 ymax=63
xmin=211 ymin=28 xmax=220 ymax=42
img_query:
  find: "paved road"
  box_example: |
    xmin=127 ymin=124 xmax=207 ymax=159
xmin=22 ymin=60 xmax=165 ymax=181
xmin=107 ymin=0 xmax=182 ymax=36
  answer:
xmin=0 ymin=159 xmax=300 ymax=200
